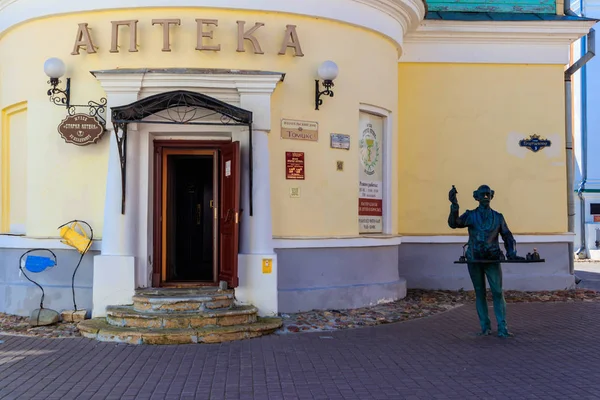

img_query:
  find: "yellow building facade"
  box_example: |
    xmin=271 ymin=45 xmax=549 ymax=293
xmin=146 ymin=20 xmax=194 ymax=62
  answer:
xmin=0 ymin=0 xmax=595 ymax=317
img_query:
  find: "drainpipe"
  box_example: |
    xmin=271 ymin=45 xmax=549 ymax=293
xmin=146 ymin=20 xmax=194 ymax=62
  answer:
xmin=565 ymin=28 xmax=595 ymax=273
xmin=576 ymin=34 xmax=590 ymax=259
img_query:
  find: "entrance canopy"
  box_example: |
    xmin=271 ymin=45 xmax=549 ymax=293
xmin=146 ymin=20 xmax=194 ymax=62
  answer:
xmin=111 ymin=90 xmax=252 ymax=126
xmin=110 ymin=90 xmax=254 ymax=215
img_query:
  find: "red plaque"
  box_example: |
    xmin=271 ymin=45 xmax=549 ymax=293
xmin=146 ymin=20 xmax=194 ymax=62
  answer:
xmin=594 ymin=215 xmax=600 ymax=223
xmin=286 ymin=152 xmax=305 ymax=180
xmin=57 ymin=114 xmax=105 ymax=146
xmin=358 ymin=199 xmax=383 ymax=216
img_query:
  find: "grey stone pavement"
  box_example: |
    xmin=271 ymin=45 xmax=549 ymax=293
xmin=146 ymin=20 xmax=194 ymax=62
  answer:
xmin=575 ymin=261 xmax=600 ymax=291
xmin=1 ymin=301 xmax=600 ymax=400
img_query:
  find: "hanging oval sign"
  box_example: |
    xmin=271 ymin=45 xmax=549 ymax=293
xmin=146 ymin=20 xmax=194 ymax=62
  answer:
xmin=57 ymin=114 xmax=105 ymax=146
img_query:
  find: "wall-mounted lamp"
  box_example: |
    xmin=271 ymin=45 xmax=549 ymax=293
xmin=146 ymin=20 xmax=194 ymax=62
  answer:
xmin=315 ymin=60 xmax=339 ymax=110
xmin=44 ymin=57 xmax=71 ymax=108
xmin=43 ymin=57 xmax=107 ymax=126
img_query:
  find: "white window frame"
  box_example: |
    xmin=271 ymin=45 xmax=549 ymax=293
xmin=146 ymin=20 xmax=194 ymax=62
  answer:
xmin=358 ymin=104 xmax=393 ymax=235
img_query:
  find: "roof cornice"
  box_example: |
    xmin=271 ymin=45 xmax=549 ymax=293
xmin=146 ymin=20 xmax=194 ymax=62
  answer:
xmin=400 ymin=19 xmax=597 ymax=64
xmin=0 ymin=0 xmax=426 ymax=51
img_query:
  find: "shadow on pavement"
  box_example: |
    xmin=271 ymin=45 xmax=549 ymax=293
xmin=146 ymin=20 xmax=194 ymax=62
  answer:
xmin=575 ymin=262 xmax=600 ymax=291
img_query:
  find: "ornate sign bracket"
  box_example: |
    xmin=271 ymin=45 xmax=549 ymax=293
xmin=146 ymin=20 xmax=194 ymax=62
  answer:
xmin=110 ymin=90 xmax=254 ymax=215
xmin=67 ymin=99 xmax=108 ymax=128
xmin=47 ymin=77 xmax=108 ymax=128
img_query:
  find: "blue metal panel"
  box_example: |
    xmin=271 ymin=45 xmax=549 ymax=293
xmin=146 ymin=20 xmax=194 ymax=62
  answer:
xmin=427 ymin=0 xmax=556 ymax=14
xmin=23 ymin=255 xmax=56 ymax=273
xmin=425 ymin=11 xmax=598 ymax=20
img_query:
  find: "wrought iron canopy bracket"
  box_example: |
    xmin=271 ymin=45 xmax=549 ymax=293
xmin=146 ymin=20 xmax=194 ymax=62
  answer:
xmin=48 ymin=77 xmax=108 ymax=128
xmin=112 ymin=122 xmax=128 ymax=214
xmin=110 ymin=90 xmax=254 ymax=216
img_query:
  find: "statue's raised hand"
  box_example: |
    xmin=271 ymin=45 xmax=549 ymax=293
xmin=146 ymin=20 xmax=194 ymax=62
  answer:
xmin=448 ymin=185 xmax=459 ymax=205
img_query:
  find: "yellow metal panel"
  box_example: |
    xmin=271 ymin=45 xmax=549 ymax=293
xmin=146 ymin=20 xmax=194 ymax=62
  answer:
xmin=262 ymin=258 xmax=273 ymax=274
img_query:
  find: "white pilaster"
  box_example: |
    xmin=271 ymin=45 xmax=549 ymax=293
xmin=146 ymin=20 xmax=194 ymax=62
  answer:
xmin=238 ymin=91 xmax=275 ymax=254
xmin=100 ymin=123 xmax=140 ymax=256
xmin=235 ymin=86 xmax=279 ymax=316
xmin=92 ymin=74 xmax=144 ymax=317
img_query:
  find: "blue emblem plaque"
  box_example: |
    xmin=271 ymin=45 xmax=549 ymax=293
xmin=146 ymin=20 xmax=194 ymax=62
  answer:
xmin=519 ymin=134 xmax=552 ymax=153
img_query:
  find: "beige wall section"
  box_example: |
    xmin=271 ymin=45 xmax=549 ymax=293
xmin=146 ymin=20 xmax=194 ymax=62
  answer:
xmin=25 ymin=101 xmax=109 ymax=238
xmin=269 ymin=34 xmax=398 ymax=237
xmin=398 ymin=63 xmax=567 ymax=235
xmin=0 ymin=8 xmax=399 ymax=238
xmin=556 ymin=0 xmax=565 ymax=15
xmin=1 ymin=102 xmax=28 ymax=234
xmin=9 ymin=108 xmax=27 ymax=233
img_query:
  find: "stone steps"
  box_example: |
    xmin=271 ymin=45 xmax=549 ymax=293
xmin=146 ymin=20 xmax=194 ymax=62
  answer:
xmin=132 ymin=288 xmax=235 ymax=313
xmin=106 ymin=304 xmax=258 ymax=329
xmin=78 ymin=317 xmax=283 ymax=345
xmin=79 ymin=287 xmax=281 ymax=344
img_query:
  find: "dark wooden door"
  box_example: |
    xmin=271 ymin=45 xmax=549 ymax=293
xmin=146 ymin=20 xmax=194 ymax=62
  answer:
xmin=218 ymin=141 xmax=241 ymax=288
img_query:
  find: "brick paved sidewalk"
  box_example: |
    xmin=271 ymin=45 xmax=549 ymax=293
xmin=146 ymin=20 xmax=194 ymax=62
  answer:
xmin=0 ymin=302 xmax=599 ymax=400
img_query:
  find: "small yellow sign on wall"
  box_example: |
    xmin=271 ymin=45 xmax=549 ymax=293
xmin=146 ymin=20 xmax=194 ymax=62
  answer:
xmin=262 ymin=258 xmax=273 ymax=274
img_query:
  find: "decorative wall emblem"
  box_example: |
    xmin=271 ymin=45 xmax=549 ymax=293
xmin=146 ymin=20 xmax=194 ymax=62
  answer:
xmin=519 ymin=134 xmax=552 ymax=153
xmin=57 ymin=114 xmax=105 ymax=146
xmin=359 ymin=123 xmax=380 ymax=176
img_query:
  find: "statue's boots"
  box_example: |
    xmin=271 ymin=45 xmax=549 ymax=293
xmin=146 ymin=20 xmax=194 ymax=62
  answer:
xmin=497 ymin=328 xmax=513 ymax=338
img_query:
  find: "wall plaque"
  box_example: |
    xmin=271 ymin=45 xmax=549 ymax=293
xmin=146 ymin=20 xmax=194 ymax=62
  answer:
xmin=331 ymin=133 xmax=350 ymax=150
xmin=281 ymin=119 xmax=318 ymax=142
xmin=519 ymin=134 xmax=552 ymax=153
xmin=262 ymin=258 xmax=273 ymax=274
xmin=57 ymin=114 xmax=105 ymax=146
xmin=286 ymin=152 xmax=305 ymax=180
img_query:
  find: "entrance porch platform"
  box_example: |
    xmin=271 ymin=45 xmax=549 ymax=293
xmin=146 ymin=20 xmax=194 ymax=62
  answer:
xmin=79 ymin=288 xmax=282 ymax=344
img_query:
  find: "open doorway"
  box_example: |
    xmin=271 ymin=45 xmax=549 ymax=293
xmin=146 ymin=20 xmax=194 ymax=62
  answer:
xmin=165 ymin=151 xmax=217 ymax=283
xmin=154 ymin=141 xmax=241 ymax=288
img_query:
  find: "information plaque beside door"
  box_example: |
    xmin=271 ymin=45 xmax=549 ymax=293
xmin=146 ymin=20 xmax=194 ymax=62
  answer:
xmin=286 ymin=152 xmax=305 ymax=180
xmin=331 ymin=133 xmax=350 ymax=150
xmin=281 ymin=119 xmax=318 ymax=142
